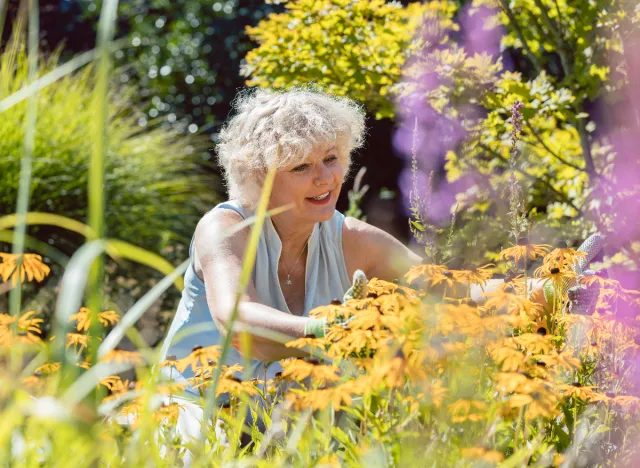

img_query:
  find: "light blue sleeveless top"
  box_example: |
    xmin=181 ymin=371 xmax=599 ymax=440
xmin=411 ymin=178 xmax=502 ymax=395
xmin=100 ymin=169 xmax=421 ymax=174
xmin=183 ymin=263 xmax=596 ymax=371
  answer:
xmin=159 ymin=200 xmax=351 ymax=396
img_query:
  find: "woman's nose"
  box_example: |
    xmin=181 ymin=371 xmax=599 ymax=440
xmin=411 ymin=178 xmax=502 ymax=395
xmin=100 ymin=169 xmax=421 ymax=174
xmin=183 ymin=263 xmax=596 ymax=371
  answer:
xmin=313 ymin=163 xmax=333 ymax=185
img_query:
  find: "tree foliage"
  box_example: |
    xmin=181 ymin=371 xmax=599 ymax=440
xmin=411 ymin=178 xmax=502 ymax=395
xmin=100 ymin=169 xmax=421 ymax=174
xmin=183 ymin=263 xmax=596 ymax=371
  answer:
xmin=242 ymin=0 xmax=457 ymax=119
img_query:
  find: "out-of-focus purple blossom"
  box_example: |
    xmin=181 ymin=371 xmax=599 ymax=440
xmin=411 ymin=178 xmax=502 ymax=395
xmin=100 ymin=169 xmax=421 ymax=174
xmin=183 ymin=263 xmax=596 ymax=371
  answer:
xmin=597 ymin=30 xmax=640 ymax=393
xmin=460 ymin=4 xmax=503 ymax=60
xmin=392 ymin=4 xmax=503 ymax=224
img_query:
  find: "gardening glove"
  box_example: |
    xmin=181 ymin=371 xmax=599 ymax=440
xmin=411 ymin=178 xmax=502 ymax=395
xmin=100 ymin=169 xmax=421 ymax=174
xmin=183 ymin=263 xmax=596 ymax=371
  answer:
xmin=543 ymin=233 xmax=604 ymax=315
xmin=303 ymin=269 xmax=368 ymax=338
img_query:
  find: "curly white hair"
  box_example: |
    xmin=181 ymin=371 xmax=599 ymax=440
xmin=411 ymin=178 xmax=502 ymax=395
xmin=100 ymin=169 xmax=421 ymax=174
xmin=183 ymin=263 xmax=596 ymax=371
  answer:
xmin=215 ymin=85 xmax=368 ymax=208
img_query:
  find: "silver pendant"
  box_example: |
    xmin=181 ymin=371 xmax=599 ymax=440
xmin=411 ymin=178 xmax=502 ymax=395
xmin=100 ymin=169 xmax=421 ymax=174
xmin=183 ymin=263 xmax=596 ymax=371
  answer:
xmin=285 ymin=278 xmax=292 ymax=286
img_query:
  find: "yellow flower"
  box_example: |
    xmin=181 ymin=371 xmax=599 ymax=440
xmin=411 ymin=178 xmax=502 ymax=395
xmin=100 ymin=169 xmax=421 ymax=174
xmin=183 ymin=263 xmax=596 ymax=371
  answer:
xmin=102 ymin=378 xmax=137 ymax=402
xmin=0 ymin=252 xmax=50 ymax=285
xmin=153 ymin=401 xmax=185 ymax=425
xmin=499 ymin=243 xmax=551 ymax=263
xmin=285 ymin=335 xmax=327 ymax=350
xmin=367 ymin=277 xmax=418 ymax=297
xmin=404 ymin=264 xmax=448 ymax=285
xmin=99 ymin=349 xmax=144 ymax=366
xmin=533 ymin=352 xmax=580 ymax=372
xmin=543 ymin=247 xmax=586 ymax=269
xmin=488 ymin=343 xmax=525 ymax=372
xmin=215 ymin=376 xmax=260 ymax=397
xmin=69 ymin=307 xmax=120 ymax=332
xmin=451 ymin=264 xmax=495 ymax=288
xmin=461 ymin=447 xmax=505 ymax=463
xmin=18 ymin=311 xmax=44 ymax=335
xmin=508 ymin=388 xmax=559 ymax=419
xmin=533 ymin=264 xmax=577 ymax=288
xmin=485 ymin=291 xmax=542 ymax=320
xmin=425 ymin=379 xmax=448 ymax=408
xmin=556 ymin=383 xmax=599 ymax=402
xmin=511 ymin=333 xmax=554 ymax=355
xmin=285 ymin=379 xmax=361 ymax=411
xmin=66 ymin=333 xmax=90 ymax=352
xmin=100 ymin=375 xmax=124 ymax=391
xmin=176 ymin=344 xmax=221 ymax=373
xmin=34 ymin=362 xmax=61 ymax=374
xmin=447 ymin=399 xmax=487 ymax=423
xmin=158 ymin=354 xmax=179 ymax=369
xmin=280 ymin=358 xmax=341 ymax=386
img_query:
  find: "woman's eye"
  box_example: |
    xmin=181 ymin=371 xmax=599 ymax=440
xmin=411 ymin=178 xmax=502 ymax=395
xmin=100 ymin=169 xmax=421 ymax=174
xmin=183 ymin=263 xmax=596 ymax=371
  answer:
xmin=291 ymin=164 xmax=309 ymax=172
xmin=325 ymin=155 xmax=338 ymax=163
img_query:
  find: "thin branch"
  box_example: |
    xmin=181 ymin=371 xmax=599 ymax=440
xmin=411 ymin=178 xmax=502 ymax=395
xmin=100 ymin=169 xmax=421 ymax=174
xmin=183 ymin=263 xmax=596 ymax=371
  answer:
xmin=532 ymin=0 xmax=572 ymax=76
xmin=524 ymin=122 xmax=586 ymax=171
xmin=478 ymin=143 xmax=584 ymax=216
xmin=498 ymin=0 xmax=543 ymax=73
xmin=575 ymin=117 xmax=597 ymax=179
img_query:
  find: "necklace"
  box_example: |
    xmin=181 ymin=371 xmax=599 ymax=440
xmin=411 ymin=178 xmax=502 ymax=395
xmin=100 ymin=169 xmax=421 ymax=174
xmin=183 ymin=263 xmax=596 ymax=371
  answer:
xmin=280 ymin=237 xmax=310 ymax=286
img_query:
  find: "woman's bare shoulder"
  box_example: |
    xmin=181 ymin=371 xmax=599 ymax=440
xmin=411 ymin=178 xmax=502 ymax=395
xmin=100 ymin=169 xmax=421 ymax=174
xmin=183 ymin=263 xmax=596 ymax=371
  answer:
xmin=341 ymin=216 xmax=390 ymax=278
xmin=342 ymin=216 xmax=422 ymax=281
xmin=193 ymin=208 xmax=250 ymax=274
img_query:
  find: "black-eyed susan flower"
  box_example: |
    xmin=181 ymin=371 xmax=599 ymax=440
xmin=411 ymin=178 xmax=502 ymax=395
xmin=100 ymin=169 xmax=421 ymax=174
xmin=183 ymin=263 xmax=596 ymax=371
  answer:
xmin=99 ymin=375 xmax=124 ymax=391
xmin=280 ymin=358 xmax=340 ymax=386
xmin=158 ymin=354 xmax=179 ymax=370
xmin=404 ymin=263 xmax=447 ymax=283
xmin=17 ymin=311 xmax=44 ymax=335
xmin=0 ymin=252 xmax=50 ymax=285
xmin=214 ymin=376 xmax=260 ymax=398
xmin=176 ymin=344 xmax=221 ymax=373
xmin=99 ymin=349 xmax=144 ymax=366
xmin=285 ymin=379 xmax=361 ymax=412
xmin=461 ymin=447 xmax=505 ymax=463
xmin=556 ymin=382 xmax=599 ymax=402
xmin=152 ymin=401 xmax=185 ymax=425
xmin=34 ymin=362 xmax=61 ymax=375
xmin=534 ymin=264 xmax=577 ymax=289
xmin=499 ymin=243 xmax=551 ymax=263
xmin=70 ymin=307 xmax=120 ymax=332
xmin=447 ymin=399 xmax=487 ymax=423
xmin=511 ymin=333 xmax=555 ymax=355
xmin=488 ymin=342 xmax=525 ymax=372
xmin=508 ymin=388 xmax=559 ymax=419
xmin=542 ymin=246 xmax=587 ymax=268
xmin=66 ymin=333 xmax=90 ymax=352
xmin=451 ymin=264 xmax=495 ymax=288
xmin=367 ymin=277 xmax=418 ymax=297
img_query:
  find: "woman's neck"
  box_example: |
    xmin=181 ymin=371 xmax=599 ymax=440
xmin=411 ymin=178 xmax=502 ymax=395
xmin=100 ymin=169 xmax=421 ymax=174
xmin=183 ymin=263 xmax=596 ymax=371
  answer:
xmin=271 ymin=214 xmax=315 ymax=258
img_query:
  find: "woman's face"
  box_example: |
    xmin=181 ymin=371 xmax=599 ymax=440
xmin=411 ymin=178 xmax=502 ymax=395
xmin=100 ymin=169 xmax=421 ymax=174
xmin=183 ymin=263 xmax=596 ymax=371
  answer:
xmin=270 ymin=143 xmax=345 ymax=224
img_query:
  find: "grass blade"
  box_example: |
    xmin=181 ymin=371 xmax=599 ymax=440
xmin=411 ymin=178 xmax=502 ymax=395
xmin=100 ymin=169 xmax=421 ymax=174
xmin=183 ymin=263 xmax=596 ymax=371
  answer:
xmin=0 ymin=39 xmax=128 ymax=114
xmin=98 ymin=258 xmax=190 ymax=358
xmin=8 ymin=0 xmax=38 ymax=319
xmin=199 ymin=165 xmax=279 ymax=444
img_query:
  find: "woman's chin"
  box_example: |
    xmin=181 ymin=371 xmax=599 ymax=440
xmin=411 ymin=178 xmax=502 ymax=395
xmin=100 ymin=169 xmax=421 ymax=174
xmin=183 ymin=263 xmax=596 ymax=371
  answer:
xmin=303 ymin=200 xmax=336 ymax=222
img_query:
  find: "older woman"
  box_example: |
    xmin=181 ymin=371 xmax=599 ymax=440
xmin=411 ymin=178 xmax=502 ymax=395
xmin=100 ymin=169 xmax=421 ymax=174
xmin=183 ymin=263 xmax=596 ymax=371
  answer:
xmin=160 ymin=86 xmax=429 ymax=390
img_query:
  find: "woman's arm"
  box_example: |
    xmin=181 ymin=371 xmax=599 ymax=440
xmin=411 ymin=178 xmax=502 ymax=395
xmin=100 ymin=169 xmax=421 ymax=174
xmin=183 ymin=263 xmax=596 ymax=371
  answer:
xmin=195 ymin=210 xmax=312 ymax=362
xmin=342 ymin=217 xmax=424 ymax=282
xmin=342 ymin=217 xmax=549 ymax=308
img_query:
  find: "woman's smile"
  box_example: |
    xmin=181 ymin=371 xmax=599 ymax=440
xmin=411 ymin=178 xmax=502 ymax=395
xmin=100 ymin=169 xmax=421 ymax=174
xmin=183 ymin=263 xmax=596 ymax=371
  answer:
xmin=305 ymin=190 xmax=332 ymax=205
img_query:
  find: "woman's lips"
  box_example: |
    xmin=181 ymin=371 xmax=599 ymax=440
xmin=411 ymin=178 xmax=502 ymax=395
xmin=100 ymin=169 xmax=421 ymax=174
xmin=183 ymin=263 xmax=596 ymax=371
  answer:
xmin=305 ymin=191 xmax=332 ymax=205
